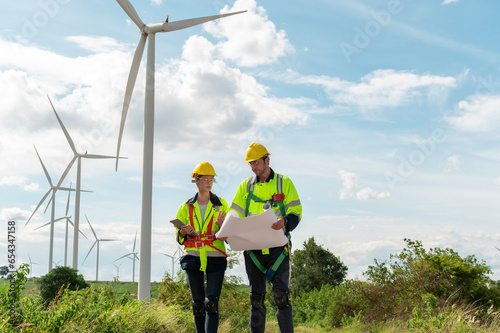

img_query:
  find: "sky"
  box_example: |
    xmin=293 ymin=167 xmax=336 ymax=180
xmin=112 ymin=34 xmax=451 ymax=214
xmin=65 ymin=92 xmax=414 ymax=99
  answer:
xmin=1 ymin=0 xmax=500 ymax=285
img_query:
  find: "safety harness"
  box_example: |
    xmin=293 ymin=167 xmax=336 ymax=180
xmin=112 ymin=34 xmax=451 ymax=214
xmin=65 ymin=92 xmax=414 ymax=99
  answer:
xmin=184 ymin=203 xmax=227 ymax=271
xmin=245 ymin=173 xmax=290 ymax=281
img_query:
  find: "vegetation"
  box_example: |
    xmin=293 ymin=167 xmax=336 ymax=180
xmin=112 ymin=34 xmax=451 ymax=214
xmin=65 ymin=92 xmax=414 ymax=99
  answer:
xmin=2 ymin=238 xmax=500 ymax=332
xmin=290 ymin=237 xmax=347 ymax=298
xmin=37 ymin=266 xmax=89 ymax=305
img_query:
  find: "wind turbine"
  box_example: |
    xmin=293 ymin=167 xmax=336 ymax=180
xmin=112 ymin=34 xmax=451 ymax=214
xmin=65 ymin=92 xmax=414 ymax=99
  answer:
xmin=27 ymin=253 xmax=38 ymax=278
xmin=26 ymin=145 xmax=75 ymax=272
xmin=114 ymin=0 xmax=246 ymax=301
xmin=83 ymin=215 xmax=120 ymax=282
xmin=113 ymin=263 xmax=122 ymax=280
xmin=161 ymin=251 xmax=179 ymax=279
xmin=34 ymin=185 xmax=88 ymax=267
xmin=115 ymin=230 xmax=139 ymax=282
xmin=48 ymin=97 xmax=122 ymax=271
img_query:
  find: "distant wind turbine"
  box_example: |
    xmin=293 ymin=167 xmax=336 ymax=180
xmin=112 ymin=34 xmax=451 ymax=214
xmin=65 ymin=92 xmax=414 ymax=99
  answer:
xmin=48 ymin=96 xmax=124 ymax=271
xmin=161 ymin=251 xmax=179 ymax=279
xmin=27 ymin=253 xmax=38 ymax=278
xmin=35 ymin=185 xmax=88 ymax=267
xmin=113 ymin=263 xmax=122 ymax=280
xmin=26 ymin=145 xmax=75 ymax=272
xmin=83 ymin=215 xmax=120 ymax=281
xmin=115 ymin=230 xmax=139 ymax=282
xmin=114 ymin=0 xmax=246 ymax=301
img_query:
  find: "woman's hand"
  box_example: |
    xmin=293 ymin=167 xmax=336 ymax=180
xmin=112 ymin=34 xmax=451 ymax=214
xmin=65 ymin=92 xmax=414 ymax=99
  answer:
xmin=180 ymin=224 xmax=195 ymax=237
xmin=215 ymin=211 xmax=227 ymax=228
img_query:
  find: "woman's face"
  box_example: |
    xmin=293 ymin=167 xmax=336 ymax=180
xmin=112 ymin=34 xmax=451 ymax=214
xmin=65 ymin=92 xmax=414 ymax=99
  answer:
xmin=195 ymin=175 xmax=215 ymax=192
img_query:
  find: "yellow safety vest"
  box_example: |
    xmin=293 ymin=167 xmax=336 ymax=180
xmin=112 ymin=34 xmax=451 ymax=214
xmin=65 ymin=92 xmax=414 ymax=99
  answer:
xmin=176 ymin=192 xmax=228 ymax=271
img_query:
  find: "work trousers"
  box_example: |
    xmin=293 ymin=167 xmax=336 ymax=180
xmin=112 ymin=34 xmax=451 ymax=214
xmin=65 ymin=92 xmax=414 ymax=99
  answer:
xmin=244 ymin=246 xmax=294 ymax=333
xmin=182 ymin=255 xmax=226 ymax=333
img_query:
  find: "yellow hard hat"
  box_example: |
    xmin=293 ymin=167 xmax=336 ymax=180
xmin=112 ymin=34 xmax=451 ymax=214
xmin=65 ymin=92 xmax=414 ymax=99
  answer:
xmin=191 ymin=161 xmax=217 ymax=178
xmin=244 ymin=143 xmax=270 ymax=163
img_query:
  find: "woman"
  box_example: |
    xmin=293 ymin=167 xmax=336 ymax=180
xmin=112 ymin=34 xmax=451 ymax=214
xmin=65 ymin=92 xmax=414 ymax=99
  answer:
xmin=175 ymin=161 xmax=228 ymax=333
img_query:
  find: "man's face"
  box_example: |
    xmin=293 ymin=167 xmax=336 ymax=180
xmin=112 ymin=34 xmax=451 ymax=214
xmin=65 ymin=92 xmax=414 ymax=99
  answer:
xmin=249 ymin=157 xmax=269 ymax=177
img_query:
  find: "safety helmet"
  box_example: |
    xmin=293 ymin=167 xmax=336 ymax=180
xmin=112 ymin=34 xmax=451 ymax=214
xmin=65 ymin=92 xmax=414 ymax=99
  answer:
xmin=244 ymin=143 xmax=270 ymax=163
xmin=191 ymin=161 xmax=217 ymax=178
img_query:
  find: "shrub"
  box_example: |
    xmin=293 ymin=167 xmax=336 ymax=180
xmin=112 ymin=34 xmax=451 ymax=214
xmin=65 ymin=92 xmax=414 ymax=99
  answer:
xmin=37 ymin=266 xmax=88 ymax=305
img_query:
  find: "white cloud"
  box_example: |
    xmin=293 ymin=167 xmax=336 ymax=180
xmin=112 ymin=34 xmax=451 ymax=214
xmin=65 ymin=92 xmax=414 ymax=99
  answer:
xmin=495 ymin=177 xmax=500 ymax=186
xmin=0 ymin=207 xmax=32 ymax=221
xmin=356 ymin=187 xmax=391 ymax=200
xmin=203 ymin=0 xmax=294 ymax=67
xmin=442 ymin=0 xmax=459 ymax=5
xmin=0 ymin=176 xmax=39 ymax=192
xmin=339 ymin=170 xmax=390 ymax=201
xmin=447 ymin=95 xmax=500 ymax=132
xmin=445 ymin=155 xmax=463 ymax=172
xmin=339 ymin=170 xmax=356 ymax=200
xmin=274 ymin=69 xmax=456 ymax=114
xmin=65 ymin=36 xmax=130 ymax=53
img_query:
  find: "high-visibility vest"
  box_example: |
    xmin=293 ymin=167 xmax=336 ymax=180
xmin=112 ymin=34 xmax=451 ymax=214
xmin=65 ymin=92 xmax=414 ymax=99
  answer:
xmin=230 ymin=170 xmax=302 ymax=281
xmin=176 ymin=192 xmax=228 ymax=271
xmin=231 ymin=170 xmax=302 ymax=227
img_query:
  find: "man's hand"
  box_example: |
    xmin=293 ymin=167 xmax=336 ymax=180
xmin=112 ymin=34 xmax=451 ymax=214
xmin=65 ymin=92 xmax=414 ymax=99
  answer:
xmin=272 ymin=217 xmax=286 ymax=230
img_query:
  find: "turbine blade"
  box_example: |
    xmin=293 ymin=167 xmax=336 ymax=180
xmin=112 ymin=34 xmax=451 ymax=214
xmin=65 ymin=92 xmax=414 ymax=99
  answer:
xmin=33 ymin=145 xmax=53 ymax=186
xmin=25 ymin=189 xmax=51 ymax=226
xmin=67 ymin=218 xmax=88 ymax=239
xmin=85 ymin=215 xmax=98 ymax=240
xmin=163 ymin=11 xmax=247 ymax=32
xmin=43 ymin=192 xmax=53 ymax=214
xmin=133 ymin=230 xmax=138 ymax=251
xmin=83 ymin=241 xmax=97 ymax=264
xmin=47 ymin=96 xmax=77 ymax=155
xmin=115 ymin=253 xmax=133 ymax=261
xmin=116 ymin=33 xmax=147 ymax=171
xmin=116 ymin=0 xmax=145 ymax=29
xmin=84 ymin=154 xmax=118 ymax=159
xmin=101 ymin=239 xmax=120 ymax=242
xmin=52 ymin=156 xmax=77 ymax=197
xmin=65 ymin=186 xmax=71 ymax=215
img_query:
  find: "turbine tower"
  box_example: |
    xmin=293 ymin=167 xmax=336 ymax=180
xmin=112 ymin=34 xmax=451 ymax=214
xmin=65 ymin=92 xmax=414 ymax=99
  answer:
xmin=114 ymin=0 xmax=245 ymax=301
xmin=48 ymin=97 xmax=121 ymax=271
xmin=26 ymin=145 xmax=75 ymax=272
xmin=83 ymin=215 xmax=120 ymax=281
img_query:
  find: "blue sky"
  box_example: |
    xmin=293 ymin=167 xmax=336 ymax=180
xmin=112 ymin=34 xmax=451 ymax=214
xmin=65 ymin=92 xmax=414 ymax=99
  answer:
xmin=1 ymin=0 xmax=500 ymax=284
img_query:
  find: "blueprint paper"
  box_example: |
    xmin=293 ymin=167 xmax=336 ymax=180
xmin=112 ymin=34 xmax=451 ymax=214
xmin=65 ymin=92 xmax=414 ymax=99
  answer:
xmin=216 ymin=206 xmax=288 ymax=251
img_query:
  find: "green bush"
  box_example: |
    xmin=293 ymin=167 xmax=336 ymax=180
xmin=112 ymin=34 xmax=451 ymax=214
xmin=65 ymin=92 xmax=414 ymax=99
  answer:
xmin=37 ymin=266 xmax=88 ymax=305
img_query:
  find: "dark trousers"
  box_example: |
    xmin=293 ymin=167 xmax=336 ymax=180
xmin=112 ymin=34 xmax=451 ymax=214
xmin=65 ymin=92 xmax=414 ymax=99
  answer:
xmin=182 ymin=256 xmax=227 ymax=333
xmin=244 ymin=246 xmax=294 ymax=333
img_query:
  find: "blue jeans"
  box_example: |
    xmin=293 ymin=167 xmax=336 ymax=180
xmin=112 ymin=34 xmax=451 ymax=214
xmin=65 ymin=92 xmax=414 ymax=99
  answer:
xmin=182 ymin=256 xmax=226 ymax=333
xmin=244 ymin=246 xmax=294 ymax=333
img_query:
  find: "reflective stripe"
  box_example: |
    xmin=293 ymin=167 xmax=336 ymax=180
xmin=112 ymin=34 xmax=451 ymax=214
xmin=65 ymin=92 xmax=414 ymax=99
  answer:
xmin=230 ymin=203 xmax=247 ymax=217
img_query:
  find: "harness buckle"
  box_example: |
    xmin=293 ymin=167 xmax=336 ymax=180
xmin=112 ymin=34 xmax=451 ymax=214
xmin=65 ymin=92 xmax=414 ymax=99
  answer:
xmin=272 ymin=193 xmax=285 ymax=201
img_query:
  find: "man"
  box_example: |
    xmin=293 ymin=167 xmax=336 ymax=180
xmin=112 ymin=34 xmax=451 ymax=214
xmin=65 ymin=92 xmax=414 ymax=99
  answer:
xmin=230 ymin=143 xmax=302 ymax=333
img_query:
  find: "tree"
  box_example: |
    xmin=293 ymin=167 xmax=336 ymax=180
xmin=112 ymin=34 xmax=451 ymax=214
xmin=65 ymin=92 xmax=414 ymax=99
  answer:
xmin=0 ymin=265 xmax=9 ymax=278
xmin=290 ymin=237 xmax=348 ymax=298
xmin=37 ymin=266 xmax=89 ymax=305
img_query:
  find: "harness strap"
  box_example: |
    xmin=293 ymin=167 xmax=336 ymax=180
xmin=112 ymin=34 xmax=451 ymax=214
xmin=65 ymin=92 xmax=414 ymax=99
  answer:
xmin=247 ymin=246 xmax=289 ymax=282
xmin=185 ymin=204 xmax=227 ymax=271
